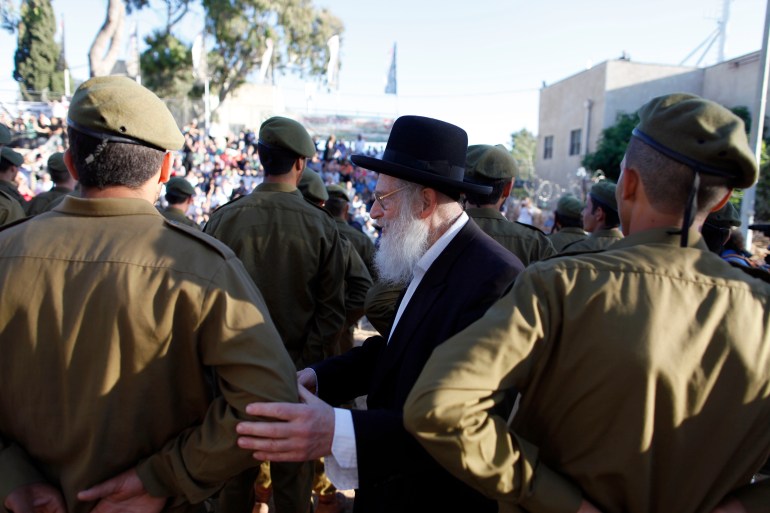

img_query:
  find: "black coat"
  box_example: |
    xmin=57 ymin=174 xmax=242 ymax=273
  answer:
xmin=314 ymin=220 xmax=524 ymax=513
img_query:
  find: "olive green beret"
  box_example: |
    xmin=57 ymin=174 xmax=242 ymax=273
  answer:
xmin=589 ymin=180 xmax=617 ymax=211
xmin=259 ymin=116 xmax=316 ymax=158
xmin=633 ymin=93 xmax=757 ymax=189
xmin=556 ymin=194 xmax=583 ymax=219
xmin=465 ymin=144 xmax=518 ymax=180
xmin=1 ymin=147 xmax=23 ymax=167
xmin=326 ymin=184 xmax=349 ymax=202
xmin=706 ymin=201 xmax=741 ymax=228
xmin=298 ymin=169 xmax=328 ymax=203
xmin=0 ymin=124 xmax=10 ymax=146
xmin=68 ymin=76 xmax=184 ymax=151
xmin=165 ymin=177 xmax=195 ymax=197
xmin=47 ymin=152 xmax=67 ymax=173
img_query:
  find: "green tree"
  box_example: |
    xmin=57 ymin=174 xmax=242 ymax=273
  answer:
xmin=582 ymin=111 xmax=639 ymax=182
xmin=140 ymin=31 xmax=195 ymax=99
xmin=13 ymin=0 xmax=62 ymax=100
xmin=510 ymin=128 xmax=536 ymax=180
xmin=203 ymin=0 xmax=344 ymax=111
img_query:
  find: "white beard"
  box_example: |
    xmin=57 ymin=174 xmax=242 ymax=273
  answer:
xmin=374 ymin=208 xmax=430 ymax=286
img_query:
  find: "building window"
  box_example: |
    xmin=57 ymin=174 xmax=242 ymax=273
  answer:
xmin=569 ymin=129 xmax=582 ymax=156
xmin=543 ymin=135 xmax=554 ymax=160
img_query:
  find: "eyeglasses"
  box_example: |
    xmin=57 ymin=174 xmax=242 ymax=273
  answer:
xmin=373 ymin=185 xmax=409 ymax=210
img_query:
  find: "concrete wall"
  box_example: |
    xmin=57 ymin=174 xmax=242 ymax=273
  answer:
xmin=702 ymin=52 xmax=766 ymax=121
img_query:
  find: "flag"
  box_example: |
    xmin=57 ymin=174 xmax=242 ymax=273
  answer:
xmin=327 ymin=34 xmax=340 ymax=90
xmin=126 ymin=23 xmax=140 ymax=79
xmin=385 ymin=42 xmax=397 ymax=95
xmin=192 ymin=32 xmax=207 ymax=80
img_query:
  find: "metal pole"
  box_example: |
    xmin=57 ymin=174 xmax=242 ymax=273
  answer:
xmin=740 ymin=0 xmax=770 ymax=247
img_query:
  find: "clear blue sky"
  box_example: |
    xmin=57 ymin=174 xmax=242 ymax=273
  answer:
xmin=0 ymin=0 xmax=767 ymax=144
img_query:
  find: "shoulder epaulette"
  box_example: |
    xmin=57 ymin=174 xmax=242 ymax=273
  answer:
xmin=514 ymin=221 xmax=547 ymax=235
xmin=210 ymin=193 xmax=249 ymax=215
xmin=161 ymin=218 xmax=234 ymax=260
xmin=0 ymin=214 xmax=32 ymax=232
xmin=542 ymin=247 xmax=606 ymax=261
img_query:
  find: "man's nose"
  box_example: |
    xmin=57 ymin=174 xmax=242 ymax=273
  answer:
xmin=370 ymin=200 xmax=383 ymax=219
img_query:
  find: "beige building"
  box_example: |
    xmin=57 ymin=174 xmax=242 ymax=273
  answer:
xmin=536 ymin=51 xmax=765 ymax=190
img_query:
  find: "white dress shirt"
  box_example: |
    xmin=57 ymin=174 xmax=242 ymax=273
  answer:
xmin=325 ymin=212 xmax=469 ymax=489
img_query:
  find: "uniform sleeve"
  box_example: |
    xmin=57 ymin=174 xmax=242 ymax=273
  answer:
xmin=403 ymin=273 xmax=583 ymax=513
xmin=363 ymin=281 xmax=404 ymax=338
xmin=305 ymin=226 xmax=346 ymax=362
xmin=0 ymin=438 xmax=47 ymax=508
xmin=136 ymin=257 xmax=299 ymax=503
xmin=343 ymin=243 xmax=373 ymax=327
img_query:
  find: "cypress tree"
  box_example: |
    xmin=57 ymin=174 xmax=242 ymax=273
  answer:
xmin=13 ymin=0 xmax=63 ymax=101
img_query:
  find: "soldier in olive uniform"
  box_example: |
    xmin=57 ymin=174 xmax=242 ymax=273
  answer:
xmin=405 ymin=93 xmax=770 ymax=513
xmin=547 ymin=193 xmax=587 ymax=251
xmin=298 ymin=168 xmax=371 ymax=513
xmin=0 ymin=126 xmax=23 ymax=226
xmin=0 ymin=77 xmax=298 ymax=513
xmin=27 ymin=152 xmax=78 ymax=216
xmin=205 ymin=117 xmax=346 ymax=513
xmin=464 ymin=144 xmax=555 ymax=265
xmin=563 ymin=180 xmax=623 ymax=253
xmin=326 ymin=184 xmax=376 ymax=275
xmin=0 ymin=147 xmax=29 ymax=214
xmin=159 ymin=176 xmax=200 ymax=230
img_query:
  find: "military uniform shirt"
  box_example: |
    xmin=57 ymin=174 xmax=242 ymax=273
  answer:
xmin=205 ymin=181 xmax=346 ymax=368
xmin=0 ymin=189 xmax=24 ymax=226
xmin=160 ymin=205 xmax=201 ymax=230
xmin=561 ymin=227 xmax=623 ymax=253
xmin=406 ymin=227 xmax=770 ymax=513
xmin=0 ymin=197 xmax=298 ymax=512
xmin=467 ymin=207 xmax=556 ymax=265
xmin=27 ymin=186 xmax=73 ymax=216
xmin=334 ymin=218 xmax=375 ymax=275
xmin=547 ymin=226 xmax=587 ymax=252
xmin=0 ymin=180 xmax=28 ymax=214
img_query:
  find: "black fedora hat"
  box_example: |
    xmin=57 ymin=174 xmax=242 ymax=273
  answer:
xmin=351 ymin=115 xmax=491 ymax=195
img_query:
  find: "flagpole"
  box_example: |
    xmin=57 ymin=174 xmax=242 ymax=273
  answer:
xmin=741 ymin=0 xmax=770 ymax=246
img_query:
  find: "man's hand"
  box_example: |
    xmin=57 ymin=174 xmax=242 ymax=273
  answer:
xmin=577 ymin=499 xmax=602 ymax=513
xmin=237 ymin=386 xmax=334 ymax=461
xmin=77 ymin=468 xmax=166 ymax=513
xmin=710 ymin=497 xmax=747 ymax=513
xmin=296 ymin=368 xmax=317 ymax=395
xmin=4 ymin=483 xmax=66 ymax=513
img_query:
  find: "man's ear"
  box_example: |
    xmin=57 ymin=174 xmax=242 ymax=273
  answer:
xmin=159 ymin=152 xmax=172 ymax=183
xmin=619 ymin=167 xmax=639 ymax=201
xmin=294 ymin=157 xmax=306 ymax=185
xmin=418 ymin=187 xmax=437 ymax=219
xmin=710 ymin=189 xmax=734 ymax=213
xmin=501 ymin=180 xmax=514 ymax=200
xmin=63 ymin=149 xmax=79 ymax=181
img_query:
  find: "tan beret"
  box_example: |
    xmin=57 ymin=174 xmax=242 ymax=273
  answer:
xmin=68 ymin=76 xmax=184 ymax=151
xmin=259 ymin=116 xmax=316 ymax=158
xmin=47 ymin=152 xmax=67 ymax=173
xmin=633 ymin=93 xmax=757 ymax=188
xmin=556 ymin=194 xmax=583 ymax=219
xmin=1 ymin=147 xmax=23 ymax=167
xmin=298 ymin=169 xmax=328 ymax=203
xmin=589 ymin=180 xmax=617 ymax=211
xmin=465 ymin=144 xmax=518 ymax=180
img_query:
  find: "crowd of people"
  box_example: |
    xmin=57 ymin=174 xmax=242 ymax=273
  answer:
xmin=1 ymin=76 xmax=770 ymax=513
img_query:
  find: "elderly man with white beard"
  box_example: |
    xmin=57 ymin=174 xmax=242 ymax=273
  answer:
xmin=233 ymin=116 xmax=524 ymax=513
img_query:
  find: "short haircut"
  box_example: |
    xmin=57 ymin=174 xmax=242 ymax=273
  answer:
xmin=464 ymin=178 xmax=508 ymax=206
xmin=68 ymin=127 xmax=164 ymax=189
xmin=625 ymin=137 xmax=730 ymax=216
xmin=166 ymin=190 xmax=191 ymax=205
xmin=325 ymin=197 xmax=348 ymax=218
xmin=590 ymin=198 xmax=620 ymax=228
xmin=555 ymin=211 xmax=583 ymax=229
xmin=49 ymin=166 xmax=71 ymax=184
xmin=257 ymin=142 xmax=300 ymax=176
